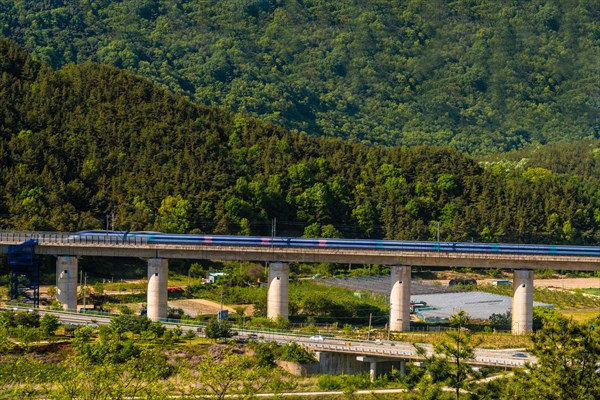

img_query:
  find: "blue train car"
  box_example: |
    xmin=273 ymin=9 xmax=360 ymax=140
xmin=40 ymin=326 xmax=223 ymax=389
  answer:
xmin=67 ymin=230 xmax=600 ymax=258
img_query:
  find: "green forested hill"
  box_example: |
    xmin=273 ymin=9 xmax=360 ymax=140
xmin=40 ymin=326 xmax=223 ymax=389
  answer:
xmin=484 ymin=139 xmax=600 ymax=184
xmin=1 ymin=38 xmax=599 ymax=244
xmin=1 ymin=0 xmax=597 ymax=154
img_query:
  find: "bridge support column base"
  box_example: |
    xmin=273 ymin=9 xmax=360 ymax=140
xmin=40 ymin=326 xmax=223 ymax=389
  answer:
xmin=369 ymin=362 xmax=377 ymax=382
xmin=317 ymin=352 xmax=369 ymax=375
xmin=357 ymin=356 xmax=404 ymax=382
xmin=512 ymin=269 xmax=534 ymax=335
xmin=56 ymin=256 xmax=78 ymax=311
xmin=147 ymin=258 xmax=168 ymax=321
xmin=267 ymin=262 xmax=289 ymax=320
xmin=390 ymin=266 xmax=411 ymax=332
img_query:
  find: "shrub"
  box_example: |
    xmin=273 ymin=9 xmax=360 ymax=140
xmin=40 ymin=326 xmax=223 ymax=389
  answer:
xmin=250 ymin=341 xmax=279 ymax=367
xmin=279 ymin=343 xmax=316 ymax=363
xmin=204 ymin=319 xmax=232 ymax=339
xmin=318 ymin=374 xmax=341 ymax=390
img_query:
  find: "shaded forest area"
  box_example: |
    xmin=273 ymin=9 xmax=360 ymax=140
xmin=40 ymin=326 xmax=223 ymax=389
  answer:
xmin=0 ymin=0 xmax=597 ymax=154
xmin=1 ymin=38 xmax=599 ymax=245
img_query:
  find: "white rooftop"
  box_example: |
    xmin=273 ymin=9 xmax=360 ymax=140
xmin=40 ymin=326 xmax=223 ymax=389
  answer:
xmin=412 ymin=291 xmax=553 ymax=321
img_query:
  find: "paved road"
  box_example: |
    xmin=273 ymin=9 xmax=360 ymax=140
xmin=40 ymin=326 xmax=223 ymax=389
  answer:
xmin=244 ymin=331 xmax=533 ymax=368
xmin=5 ymin=306 xmax=535 ymax=368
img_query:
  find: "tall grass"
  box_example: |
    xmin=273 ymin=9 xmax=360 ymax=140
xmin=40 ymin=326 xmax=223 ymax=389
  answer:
xmin=477 ymin=284 xmax=600 ymax=309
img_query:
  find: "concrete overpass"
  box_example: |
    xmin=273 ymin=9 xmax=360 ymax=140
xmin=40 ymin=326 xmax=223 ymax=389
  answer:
xmin=2 ymin=231 xmax=599 ymax=334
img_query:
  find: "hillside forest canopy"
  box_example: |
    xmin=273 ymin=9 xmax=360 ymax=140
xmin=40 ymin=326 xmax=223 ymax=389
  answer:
xmin=1 ymin=38 xmax=599 ymax=245
xmin=0 ymin=0 xmax=598 ymax=155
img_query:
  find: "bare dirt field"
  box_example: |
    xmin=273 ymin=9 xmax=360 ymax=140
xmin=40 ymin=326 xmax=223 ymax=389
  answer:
xmin=168 ymin=299 xmax=254 ymax=317
xmin=434 ymin=277 xmax=599 ymax=290
xmin=531 ymin=278 xmax=599 ymax=290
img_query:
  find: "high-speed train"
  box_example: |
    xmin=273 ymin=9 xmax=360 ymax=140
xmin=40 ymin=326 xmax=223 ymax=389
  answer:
xmin=68 ymin=230 xmax=600 ymax=257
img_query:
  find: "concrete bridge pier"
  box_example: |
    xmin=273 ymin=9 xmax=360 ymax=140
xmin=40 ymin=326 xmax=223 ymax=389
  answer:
xmin=357 ymin=356 xmax=405 ymax=382
xmin=389 ymin=266 xmax=411 ymax=332
xmin=369 ymin=361 xmax=377 ymax=382
xmin=317 ymin=352 xmax=369 ymax=375
xmin=56 ymin=256 xmax=78 ymax=311
xmin=268 ymin=262 xmax=289 ymax=320
xmin=399 ymin=359 xmax=406 ymax=376
xmin=512 ymin=269 xmax=534 ymax=335
xmin=147 ymin=258 xmax=168 ymax=321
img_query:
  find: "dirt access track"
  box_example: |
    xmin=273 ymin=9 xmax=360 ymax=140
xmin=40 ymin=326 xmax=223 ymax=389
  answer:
xmin=531 ymin=277 xmax=599 ymax=290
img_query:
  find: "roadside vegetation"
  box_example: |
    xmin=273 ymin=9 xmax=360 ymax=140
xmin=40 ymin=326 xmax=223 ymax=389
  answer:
xmin=576 ymin=288 xmax=600 ymax=296
xmin=0 ymin=308 xmax=596 ymax=399
xmin=475 ymin=283 xmax=600 ymax=310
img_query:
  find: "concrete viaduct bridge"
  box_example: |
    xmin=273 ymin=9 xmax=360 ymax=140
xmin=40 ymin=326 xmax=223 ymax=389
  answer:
xmin=1 ymin=231 xmax=598 ymax=335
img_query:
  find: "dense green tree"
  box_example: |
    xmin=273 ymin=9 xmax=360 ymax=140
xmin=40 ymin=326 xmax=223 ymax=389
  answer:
xmin=0 ymin=38 xmax=599 ymax=246
xmin=13 ymin=311 xmax=40 ymax=328
xmin=204 ymin=318 xmax=232 ymax=339
xmin=109 ymin=315 xmax=151 ymax=336
xmin=54 ymin=347 xmax=171 ymax=398
xmin=39 ymin=314 xmax=60 ymax=338
xmin=279 ymin=342 xmax=316 ymax=363
xmin=503 ymin=313 xmax=600 ymax=400
xmin=0 ymin=1 xmax=598 ymax=155
xmin=417 ymin=311 xmax=479 ymax=400
xmin=180 ymin=345 xmax=274 ymax=399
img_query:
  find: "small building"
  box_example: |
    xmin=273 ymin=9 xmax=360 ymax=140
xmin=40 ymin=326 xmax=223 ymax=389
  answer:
xmin=207 ymin=272 xmax=227 ymax=284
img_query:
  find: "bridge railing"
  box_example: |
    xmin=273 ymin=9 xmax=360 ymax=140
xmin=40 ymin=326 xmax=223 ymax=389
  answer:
xmin=0 ymin=231 xmax=151 ymax=246
xmin=2 ymin=231 xmax=46 ymax=244
xmin=0 ymin=231 xmax=71 ymax=244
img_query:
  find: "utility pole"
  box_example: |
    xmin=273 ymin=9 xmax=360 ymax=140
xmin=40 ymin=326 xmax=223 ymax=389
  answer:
xmin=367 ymin=313 xmax=372 ymax=340
xmin=79 ymin=270 xmax=83 ymax=311
xmin=82 ymin=273 xmax=87 ymax=311
xmin=218 ymin=287 xmax=224 ymax=322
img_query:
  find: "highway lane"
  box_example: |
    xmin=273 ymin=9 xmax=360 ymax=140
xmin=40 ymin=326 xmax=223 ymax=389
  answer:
xmin=233 ymin=329 xmax=534 ymax=368
xmin=5 ymin=306 xmax=535 ymax=368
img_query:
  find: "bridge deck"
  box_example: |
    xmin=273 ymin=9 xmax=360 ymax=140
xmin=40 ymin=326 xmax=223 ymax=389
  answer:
xmin=1 ymin=231 xmax=598 ymax=271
